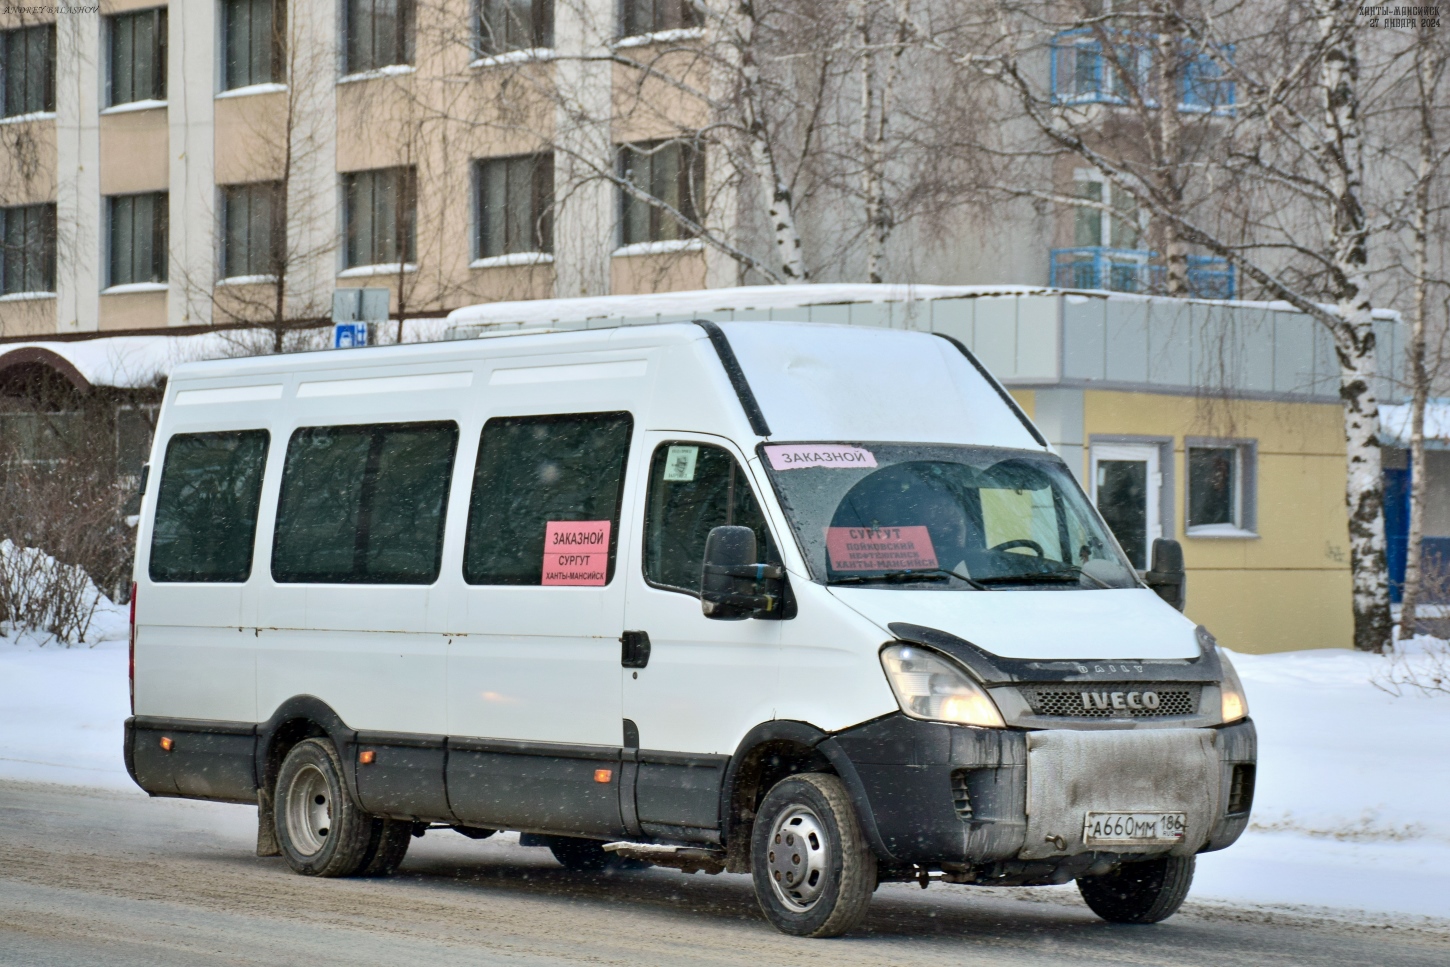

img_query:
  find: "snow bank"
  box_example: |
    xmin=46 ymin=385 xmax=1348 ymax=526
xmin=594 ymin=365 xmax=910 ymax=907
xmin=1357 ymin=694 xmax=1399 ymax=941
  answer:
xmin=0 ymin=605 xmax=129 ymax=789
xmin=1192 ymin=646 xmax=1450 ymax=919
xmin=1 ymin=640 xmax=1447 ymax=918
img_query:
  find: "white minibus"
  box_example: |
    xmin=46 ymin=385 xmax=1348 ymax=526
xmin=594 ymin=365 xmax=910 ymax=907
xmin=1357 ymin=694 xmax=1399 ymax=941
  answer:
xmin=125 ymin=320 xmax=1254 ymax=937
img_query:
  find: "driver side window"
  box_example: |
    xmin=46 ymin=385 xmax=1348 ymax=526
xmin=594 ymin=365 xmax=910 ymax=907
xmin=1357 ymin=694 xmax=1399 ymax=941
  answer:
xmin=643 ymin=442 xmax=777 ymax=594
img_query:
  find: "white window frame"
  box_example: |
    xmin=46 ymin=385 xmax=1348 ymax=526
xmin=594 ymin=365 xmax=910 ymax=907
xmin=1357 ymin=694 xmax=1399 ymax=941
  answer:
xmin=1184 ymin=437 xmax=1259 ymax=539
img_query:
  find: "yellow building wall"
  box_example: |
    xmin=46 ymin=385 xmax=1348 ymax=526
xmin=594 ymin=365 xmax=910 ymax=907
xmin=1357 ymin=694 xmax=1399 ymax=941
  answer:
xmin=1084 ymin=391 xmax=1352 ymax=654
xmin=1009 ymin=387 xmax=1353 ymax=654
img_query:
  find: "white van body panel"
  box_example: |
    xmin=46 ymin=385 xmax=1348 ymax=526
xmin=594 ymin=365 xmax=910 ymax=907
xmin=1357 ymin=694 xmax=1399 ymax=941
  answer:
xmin=828 ymin=587 xmax=1201 ymax=661
xmin=132 ymin=320 xmax=1046 ymax=739
xmin=721 ymin=323 xmax=1039 ymax=449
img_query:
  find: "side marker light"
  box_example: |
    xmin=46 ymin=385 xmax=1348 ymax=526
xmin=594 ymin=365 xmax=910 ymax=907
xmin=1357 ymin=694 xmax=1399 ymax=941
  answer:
xmin=594 ymin=768 xmax=613 ymax=783
xmin=159 ymin=736 xmax=173 ymax=752
xmin=359 ymin=750 xmax=376 ymax=765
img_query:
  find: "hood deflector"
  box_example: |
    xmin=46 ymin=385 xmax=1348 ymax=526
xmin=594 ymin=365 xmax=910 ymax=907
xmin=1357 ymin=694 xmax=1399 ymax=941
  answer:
xmin=886 ymin=622 xmax=1219 ymax=686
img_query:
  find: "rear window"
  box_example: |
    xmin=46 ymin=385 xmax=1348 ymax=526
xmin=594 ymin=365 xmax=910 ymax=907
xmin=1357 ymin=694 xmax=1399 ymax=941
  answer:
xmin=149 ymin=430 xmax=269 ymax=582
xmin=272 ymin=422 xmax=459 ymax=584
xmin=464 ymin=412 xmax=632 ymax=585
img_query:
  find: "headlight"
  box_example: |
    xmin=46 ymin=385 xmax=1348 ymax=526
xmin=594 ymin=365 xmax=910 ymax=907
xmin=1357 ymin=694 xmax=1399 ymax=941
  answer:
xmin=1218 ymin=647 xmax=1249 ymax=723
xmin=879 ymin=644 xmax=1004 ymax=728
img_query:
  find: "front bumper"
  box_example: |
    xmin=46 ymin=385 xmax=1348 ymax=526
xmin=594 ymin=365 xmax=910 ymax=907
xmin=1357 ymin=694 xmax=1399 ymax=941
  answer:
xmin=830 ymin=714 xmax=1256 ymax=872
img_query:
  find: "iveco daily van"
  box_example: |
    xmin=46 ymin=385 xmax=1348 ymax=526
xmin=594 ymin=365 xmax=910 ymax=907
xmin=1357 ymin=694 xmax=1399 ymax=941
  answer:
xmin=125 ymin=320 xmax=1255 ymax=937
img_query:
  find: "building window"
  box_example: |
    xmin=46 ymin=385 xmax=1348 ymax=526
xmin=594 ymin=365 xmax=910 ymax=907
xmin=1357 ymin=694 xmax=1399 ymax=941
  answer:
xmin=343 ymin=167 xmax=416 ymax=269
xmin=477 ymin=0 xmax=553 ymax=54
xmin=223 ymin=0 xmax=284 ymax=91
xmin=618 ymin=140 xmax=703 ymax=246
xmin=108 ymin=192 xmax=168 ymax=286
xmin=221 ymin=182 xmax=283 ymax=279
xmin=475 ymin=155 xmax=553 ymax=258
xmin=619 ymin=0 xmax=701 ymax=39
xmin=1186 ymin=440 xmax=1256 ymax=536
xmin=0 ymin=203 xmax=56 ymax=295
xmin=1074 ymin=173 xmax=1141 ymax=249
xmin=108 ymin=8 xmax=167 ymax=106
xmin=345 ymin=0 xmax=415 ymax=74
xmin=1 ymin=24 xmax=56 ymax=117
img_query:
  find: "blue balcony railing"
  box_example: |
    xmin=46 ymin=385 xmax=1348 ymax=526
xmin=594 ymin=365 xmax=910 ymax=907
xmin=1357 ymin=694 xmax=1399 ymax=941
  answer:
xmin=1049 ymin=30 xmax=1235 ymax=114
xmin=1049 ymin=247 xmax=1236 ymax=300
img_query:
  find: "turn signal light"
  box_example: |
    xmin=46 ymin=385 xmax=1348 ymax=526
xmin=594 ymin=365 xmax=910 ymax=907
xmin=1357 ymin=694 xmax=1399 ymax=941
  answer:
xmin=159 ymin=736 xmax=173 ymax=752
xmin=359 ymin=750 xmax=376 ymax=765
xmin=594 ymin=768 xmax=613 ymax=783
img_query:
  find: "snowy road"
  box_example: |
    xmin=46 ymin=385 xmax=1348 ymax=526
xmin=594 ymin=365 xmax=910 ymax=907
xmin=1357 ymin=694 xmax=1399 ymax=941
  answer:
xmin=1 ymin=780 xmax=1446 ymax=967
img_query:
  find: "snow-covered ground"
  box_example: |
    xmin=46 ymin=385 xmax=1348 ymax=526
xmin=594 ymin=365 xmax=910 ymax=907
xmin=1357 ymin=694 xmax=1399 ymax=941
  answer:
xmin=2 ymin=626 xmax=1448 ymax=921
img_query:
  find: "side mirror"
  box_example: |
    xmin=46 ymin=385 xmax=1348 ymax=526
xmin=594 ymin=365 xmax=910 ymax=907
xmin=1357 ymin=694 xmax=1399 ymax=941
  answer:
xmin=701 ymin=525 xmax=785 ymax=620
xmin=1144 ymin=538 xmax=1186 ymax=611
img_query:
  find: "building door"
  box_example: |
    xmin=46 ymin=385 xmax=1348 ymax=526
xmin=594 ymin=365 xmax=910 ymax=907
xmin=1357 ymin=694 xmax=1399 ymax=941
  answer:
xmin=1091 ymin=443 xmax=1161 ymax=570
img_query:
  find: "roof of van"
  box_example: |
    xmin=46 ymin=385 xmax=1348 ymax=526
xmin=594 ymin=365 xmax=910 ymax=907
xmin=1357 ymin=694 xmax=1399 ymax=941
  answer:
xmin=162 ymin=321 xmax=1045 ymax=451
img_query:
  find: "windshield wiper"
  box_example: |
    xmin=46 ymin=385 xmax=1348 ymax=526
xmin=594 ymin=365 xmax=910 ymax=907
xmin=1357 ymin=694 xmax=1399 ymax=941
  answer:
xmin=828 ymin=568 xmax=988 ymax=590
xmin=975 ymin=566 xmax=1114 ymax=589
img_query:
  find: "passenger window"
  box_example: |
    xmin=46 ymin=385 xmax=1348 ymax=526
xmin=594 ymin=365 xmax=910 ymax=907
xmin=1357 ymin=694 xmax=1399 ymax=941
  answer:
xmin=149 ymin=430 xmax=269 ymax=583
xmin=272 ymin=422 xmax=459 ymax=584
xmin=464 ymin=412 xmax=633 ymax=586
xmin=644 ymin=442 xmax=777 ymax=594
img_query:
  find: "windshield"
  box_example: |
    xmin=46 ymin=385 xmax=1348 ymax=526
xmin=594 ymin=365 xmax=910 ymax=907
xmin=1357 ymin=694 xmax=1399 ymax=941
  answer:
xmin=760 ymin=442 xmax=1139 ymax=590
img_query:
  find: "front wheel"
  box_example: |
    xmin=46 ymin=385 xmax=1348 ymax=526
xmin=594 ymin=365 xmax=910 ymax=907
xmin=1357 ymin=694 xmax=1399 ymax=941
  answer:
xmin=1077 ymin=855 xmax=1195 ymax=924
xmin=751 ymin=773 xmax=877 ymax=938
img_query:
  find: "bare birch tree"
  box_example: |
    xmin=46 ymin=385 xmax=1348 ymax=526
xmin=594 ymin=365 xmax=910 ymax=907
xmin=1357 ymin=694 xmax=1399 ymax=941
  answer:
xmin=1393 ymin=23 xmax=1450 ymax=638
xmin=923 ymin=0 xmax=1407 ymax=651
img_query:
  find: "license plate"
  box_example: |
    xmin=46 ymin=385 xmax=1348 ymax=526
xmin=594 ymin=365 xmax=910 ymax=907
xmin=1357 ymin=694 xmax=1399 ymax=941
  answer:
xmin=1083 ymin=811 xmax=1187 ymax=845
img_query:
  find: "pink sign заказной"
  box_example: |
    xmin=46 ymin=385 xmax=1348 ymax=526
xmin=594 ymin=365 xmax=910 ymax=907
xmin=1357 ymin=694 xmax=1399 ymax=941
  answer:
xmin=541 ymin=520 xmax=611 ymax=586
xmin=764 ymin=444 xmax=877 ymax=471
xmin=826 ymin=526 xmax=938 ymax=572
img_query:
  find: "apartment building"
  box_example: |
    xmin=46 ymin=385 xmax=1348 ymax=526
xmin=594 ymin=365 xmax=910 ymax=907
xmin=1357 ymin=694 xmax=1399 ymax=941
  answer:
xmin=0 ymin=2 xmax=1243 ymax=338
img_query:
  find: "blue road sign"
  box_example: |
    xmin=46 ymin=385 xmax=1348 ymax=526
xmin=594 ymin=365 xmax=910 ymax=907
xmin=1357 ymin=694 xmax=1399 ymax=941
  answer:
xmin=333 ymin=322 xmax=368 ymax=348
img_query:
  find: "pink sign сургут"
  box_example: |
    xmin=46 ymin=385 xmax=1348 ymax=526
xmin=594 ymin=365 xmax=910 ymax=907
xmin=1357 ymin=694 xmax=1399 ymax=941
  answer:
xmin=541 ymin=520 xmax=611 ymax=586
xmin=825 ymin=526 xmax=938 ymax=572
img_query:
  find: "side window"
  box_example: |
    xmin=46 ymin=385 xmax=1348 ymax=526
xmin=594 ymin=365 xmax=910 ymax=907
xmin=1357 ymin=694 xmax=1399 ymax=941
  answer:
xmin=464 ymin=412 xmax=632 ymax=586
xmin=149 ymin=430 xmax=269 ymax=582
xmin=644 ymin=442 xmax=777 ymax=594
xmin=272 ymin=422 xmax=458 ymax=584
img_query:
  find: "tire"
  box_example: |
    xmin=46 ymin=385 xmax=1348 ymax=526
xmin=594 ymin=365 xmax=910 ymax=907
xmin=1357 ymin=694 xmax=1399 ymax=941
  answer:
xmin=750 ymin=773 xmax=877 ymax=938
xmin=273 ymin=738 xmax=376 ymax=877
xmin=546 ymin=835 xmax=650 ymax=872
xmin=359 ymin=819 xmax=413 ymax=877
xmin=1077 ymin=855 xmax=1195 ymax=924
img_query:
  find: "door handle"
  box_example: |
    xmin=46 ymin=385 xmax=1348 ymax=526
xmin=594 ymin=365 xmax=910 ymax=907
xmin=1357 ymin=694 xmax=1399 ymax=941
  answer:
xmin=621 ymin=630 xmax=651 ymax=669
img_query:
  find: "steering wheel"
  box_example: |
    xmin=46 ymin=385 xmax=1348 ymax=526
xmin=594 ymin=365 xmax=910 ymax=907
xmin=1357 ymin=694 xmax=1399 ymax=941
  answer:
xmin=989 ymin=539 xmax=1045 ymax=557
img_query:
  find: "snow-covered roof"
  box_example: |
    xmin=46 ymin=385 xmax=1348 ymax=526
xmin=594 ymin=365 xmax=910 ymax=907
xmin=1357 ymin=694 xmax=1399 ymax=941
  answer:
xmin=1379 ymin=402 xmax=1450 ymax=449
xmin=445 ymin=284 xmax=1053 ymax=330
xmin=446 ymin=283 xmax=1403 ymax=331
xmin=0 ymin=320 xmax=451 ymax=390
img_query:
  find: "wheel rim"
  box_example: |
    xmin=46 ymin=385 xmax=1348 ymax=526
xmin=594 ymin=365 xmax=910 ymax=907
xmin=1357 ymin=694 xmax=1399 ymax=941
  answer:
xmin=283 ymin=763 xmax=333 ymax=856
xmin=766 ymin=804 xmax=830 ymax=912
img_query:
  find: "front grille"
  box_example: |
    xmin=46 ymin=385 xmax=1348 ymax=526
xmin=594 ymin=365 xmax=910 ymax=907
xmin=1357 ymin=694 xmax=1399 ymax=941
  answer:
xmin=950 ymin=769 xmax=974 ymax=819
xmin=1020 ymin=683 xmax=1200 ymax=719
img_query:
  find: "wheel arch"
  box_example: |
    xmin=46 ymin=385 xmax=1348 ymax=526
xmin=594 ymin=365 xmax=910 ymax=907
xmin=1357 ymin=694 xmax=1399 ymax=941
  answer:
xmin=256 ymin=696 xmax=360 ymax=802
xmin=720 ymin=720 xmax=895 ymax=872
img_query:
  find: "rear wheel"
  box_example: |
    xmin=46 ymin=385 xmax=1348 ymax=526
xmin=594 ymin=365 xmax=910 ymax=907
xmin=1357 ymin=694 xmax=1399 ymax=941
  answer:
xmin=750 ymin=773 xmax=877 ymax=938
xmin=1077 ymin=855 xmax=1195 ymax=924
xmin=360 ymin=819 xmax=413 ymax=876
xmin=274 ymin=738 xmax=375 ymax=877
xmin=546 ymin=835 xmax=649 ymax=872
